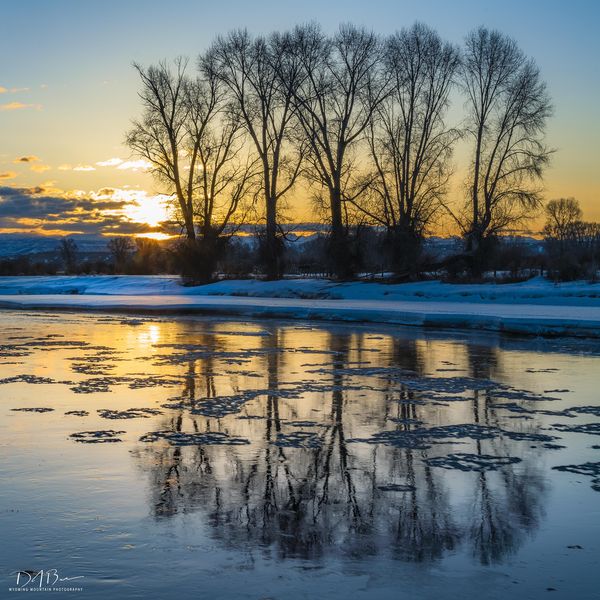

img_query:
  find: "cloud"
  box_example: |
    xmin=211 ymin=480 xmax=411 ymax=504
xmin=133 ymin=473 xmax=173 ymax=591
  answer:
xmin=30 ymin=164 xmax=51 ymax=173
xmin=96 ymin=187 xmax=116 ymax=196
xmin=0 ymin=172 xmax=17 ymax=180
xmin=117 ymin=159 xmax=152 ymax=171
xmin=74 ymin=165 xmax=96 ymax=172
xmin=0 ymin=185 xmax=171 ymax=236
xmin=0 ymin=86 xmax=29 ymax=94
xmin=0 ymin=102 xmax=41 ymax=111
xmin=0 ymin=185 xmax=126 ymax=216
xmin=96 ymin=158 xmax=123 ymax=167
xmin=13 ymin=155 xmax=40 ymax=163
xmin=58 ymin=164 xmax=72 ymax=171
xmin=95 ymin=158 xmax=151 ymax=171
xmin=40 ymin=180 xmax=58 ymax=190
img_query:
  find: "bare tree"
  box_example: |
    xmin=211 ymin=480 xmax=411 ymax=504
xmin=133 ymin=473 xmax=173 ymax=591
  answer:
xmin=133 ymin=237 xmax=166 ymax=274
xmin=186 ymin=69 xmax=256 ymax=242
xmin=460 ymin=27 xmax=553 ymax=266
xmin=543 ymin=197 xmax=600 ymax=278
xmin=59 ymin=238 xmax=78 ymax=273
xmin=282 ymin=23 xmax=388 ymax=277
xmin=107 ymin=236 xmax=135 ymax=272
xmin=127 ymin=58 xmax=256 ymax=281
xmin=207 ymin=30 xmax=302 ymax=279
xmin=356 ymin=23 xmax=459 ymax=274
xmin=126 ymin=58 xmax=197 ymax=240
xmin=543 ymin=197 xmax=582 ymax=243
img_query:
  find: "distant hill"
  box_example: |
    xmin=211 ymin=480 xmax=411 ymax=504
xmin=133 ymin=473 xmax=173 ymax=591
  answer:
xmin=0 ymin=232 xmax=544 ymax=261
xmin=0 ymin=234 xmax=110 ymax=260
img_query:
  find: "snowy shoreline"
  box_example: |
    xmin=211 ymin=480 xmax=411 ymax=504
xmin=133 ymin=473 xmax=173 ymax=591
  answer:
xmin=0 ymin=275 xmax=599 ymax=337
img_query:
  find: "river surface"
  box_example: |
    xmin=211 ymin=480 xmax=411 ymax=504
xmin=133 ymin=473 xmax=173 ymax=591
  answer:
xmin=0 ymin=310 xmax=599 ymax=599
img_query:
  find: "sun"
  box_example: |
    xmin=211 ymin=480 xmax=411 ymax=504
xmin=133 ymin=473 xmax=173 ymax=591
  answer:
xmin=135 ymin=232 xmax=172 ymax=241
xmin=123 ymin=192 xmax=171 ymax=227
xmin=95 ymin=189 xmax=175 ymax=239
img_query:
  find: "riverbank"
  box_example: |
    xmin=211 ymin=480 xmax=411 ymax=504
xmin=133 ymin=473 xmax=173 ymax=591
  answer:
xmin=0 ymin=275 xmax=599 ymax=337
xmin=1 ymin=274 xmax=600 ymax=305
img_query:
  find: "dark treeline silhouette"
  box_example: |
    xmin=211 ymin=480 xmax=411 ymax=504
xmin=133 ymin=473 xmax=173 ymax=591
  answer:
xmin=127 ymin=22 xmax=556 ymax=282
xmin=0 ymin=236 xmax=169 ymax=276
xmin=543 ymin=197 xmax=600 ymax=280
xmin=1 ymin=214 xmax=596 ymax=282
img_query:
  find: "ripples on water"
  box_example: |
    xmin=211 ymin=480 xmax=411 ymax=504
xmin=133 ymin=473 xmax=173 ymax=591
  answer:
xmin=0 ymin=311 xmax=599 ymax=599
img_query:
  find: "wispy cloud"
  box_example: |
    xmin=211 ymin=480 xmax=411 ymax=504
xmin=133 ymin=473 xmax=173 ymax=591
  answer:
xmin=96 ymin=157 xmax=123 ymax=167
xmin=13 ymin=155 xmax=40 ymax=163
xmin=59 ymin=164 xmax=97 ymax=172
xmin=0 ymin=102 xmax=41 ymax=111
xmin=95 ymin=158 xmax=151 ymax=171
xmin=0 ymin=172 xmax=17 ymax=180
xmin=0 ymin=86 xmax=30 ymax=94
xmin=30 ymin=164 xmax=51 ymax=173
xmin=117 ymin=159 xmax=151 ymax=171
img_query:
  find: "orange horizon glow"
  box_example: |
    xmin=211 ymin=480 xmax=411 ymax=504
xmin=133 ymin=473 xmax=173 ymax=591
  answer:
xmin=133 ymin=232 xmax=173 ymax=241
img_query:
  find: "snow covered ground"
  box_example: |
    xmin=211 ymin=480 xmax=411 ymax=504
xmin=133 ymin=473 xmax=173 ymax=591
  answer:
xmin=0 ymin=274 xmax=599 ymax=304
xmin=0 ymin=275 xmax=599 ymax=337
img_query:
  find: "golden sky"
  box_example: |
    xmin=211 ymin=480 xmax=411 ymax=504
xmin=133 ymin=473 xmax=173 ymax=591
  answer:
xmin=0 ymin=0 xmax=598 ymax=238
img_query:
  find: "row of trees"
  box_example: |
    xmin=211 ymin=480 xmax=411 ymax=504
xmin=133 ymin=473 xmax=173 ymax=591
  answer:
xmin=543 ymin=198 xmax=600 ymax=280
xmin=35 ymin=237 xmax=169 ymax=275
xmin=1 ymin=205 xmax=595 ymax=280
xmin=128 ymin=22 xmax=553 ymax=281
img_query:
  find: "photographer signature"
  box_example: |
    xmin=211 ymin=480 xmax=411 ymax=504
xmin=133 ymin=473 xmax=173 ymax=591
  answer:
xmin=11 ymin=569 xmax=84 ymax=589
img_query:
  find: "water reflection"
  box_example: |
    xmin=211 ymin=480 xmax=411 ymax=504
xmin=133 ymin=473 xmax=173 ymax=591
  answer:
xmin=4 ymin=311 xmax=600 ymax=598
xmin=131 ymin=321 xmax=547 ymax=566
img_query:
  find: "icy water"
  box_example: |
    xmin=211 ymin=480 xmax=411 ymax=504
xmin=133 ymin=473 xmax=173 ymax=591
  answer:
xmin=1 ymin=311 xmax=599 ymax=600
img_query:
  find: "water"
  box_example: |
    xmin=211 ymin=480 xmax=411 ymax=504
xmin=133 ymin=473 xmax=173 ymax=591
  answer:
xmin=0 ymin=310 xmax=599 ymax=599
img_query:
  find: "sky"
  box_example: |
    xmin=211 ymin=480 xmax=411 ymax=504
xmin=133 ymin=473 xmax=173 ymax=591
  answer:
xmin=0 ymin=0 xmax=598 ymax=237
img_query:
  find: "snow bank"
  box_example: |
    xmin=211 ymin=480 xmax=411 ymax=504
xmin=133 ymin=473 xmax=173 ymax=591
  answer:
xmin=0 ymin=275 xmax=598 ymax=337
xmin=0 ymin=275 xmax=599 ymax=306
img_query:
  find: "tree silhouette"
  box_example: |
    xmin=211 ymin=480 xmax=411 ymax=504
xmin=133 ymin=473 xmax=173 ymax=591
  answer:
xmin=357 ymin=23 xmax=460 ymax=275
xmin=208 ymin=30 xmax=303 ymax=279
xmin=459 ymin=28 xmax=553 ymax=270
xmin=282 ymin=24 xmax=388 ymax=278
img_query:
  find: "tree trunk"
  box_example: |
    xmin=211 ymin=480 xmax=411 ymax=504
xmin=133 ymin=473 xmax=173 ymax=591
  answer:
xmin=467 ymin=227 xmax=485 ymax=279
xmin=329 ymin=186 xmax=351 ymax=279
xmin=178 ymin=193 xmax=196 ymax=241
xmin=184 ymin=219 xmax=196 ymax=241
xmin=264 ymin=197 xmax=279 ymax=280
xmin=466 ymin=122 xmax=484 ymax=263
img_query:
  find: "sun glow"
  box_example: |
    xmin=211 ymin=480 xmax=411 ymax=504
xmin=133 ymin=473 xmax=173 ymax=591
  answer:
xmin=134 ymin=232 xmax=173 ymax=241
xmin=91 ymin=187 xmax=172 ymax=231
xmin=121 ymin=192 xmax=170 ymax=227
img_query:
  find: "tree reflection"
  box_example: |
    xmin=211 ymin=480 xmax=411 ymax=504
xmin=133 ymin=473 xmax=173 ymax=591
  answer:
xmin=133 ymin=324 xmax=548 ymax=566
xmin=469 ymin=395 xmax=546 ymax=565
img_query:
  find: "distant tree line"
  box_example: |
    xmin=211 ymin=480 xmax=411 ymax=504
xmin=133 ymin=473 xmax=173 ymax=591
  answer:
xmin=1 ymin=196 xmax=598 ymax=281
xmin=0 ymin=237 xmax=168 ymax=276
xmin=126 ymin=22 xmax=556 ymax=282
xmin=543 ymin=198 xmax=600 ymax=280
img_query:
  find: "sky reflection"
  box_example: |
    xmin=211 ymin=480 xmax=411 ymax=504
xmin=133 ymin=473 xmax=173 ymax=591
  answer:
xmin=0 ymin=312 xmax=599 ymax=598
